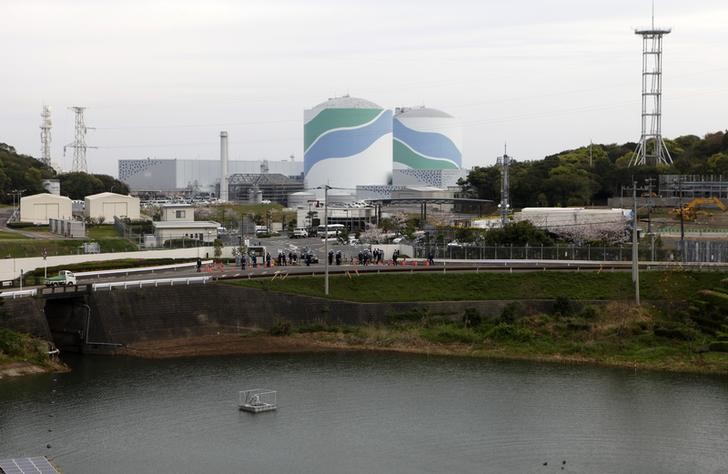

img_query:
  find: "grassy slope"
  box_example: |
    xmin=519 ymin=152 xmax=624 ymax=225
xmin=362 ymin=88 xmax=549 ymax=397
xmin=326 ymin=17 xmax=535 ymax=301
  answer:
xmin=0 ymin=225 xmax=137 ymax=257
xmin=225 ymin=270 xmax=726 ymax=302
xmin=0 ymin=327 xmax=52 ymax=367
xmin=229 ymin=271 xmax=728 ymax=373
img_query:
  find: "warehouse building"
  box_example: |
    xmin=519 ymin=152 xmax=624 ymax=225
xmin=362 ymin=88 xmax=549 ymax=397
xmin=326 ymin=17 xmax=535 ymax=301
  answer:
xmin=84 ymin=192 xmax=141 ymax=222
xmin=19 ymin=193 xmax=73 ymax=224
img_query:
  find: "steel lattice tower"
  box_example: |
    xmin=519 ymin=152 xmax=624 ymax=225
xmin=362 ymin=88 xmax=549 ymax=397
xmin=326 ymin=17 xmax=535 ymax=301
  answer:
xmin=497 ymin=146 xmax=511 ymax=226
xmin=39 ymin=105 xmax=52 ymax=167
xmin=629 ymin=7 xmax=672 ymax=167
xmin=64 ymin=106 xmax=96 ymax=173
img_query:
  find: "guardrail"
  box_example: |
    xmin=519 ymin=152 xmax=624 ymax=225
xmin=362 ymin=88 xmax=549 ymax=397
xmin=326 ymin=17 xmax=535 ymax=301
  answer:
xmin=76 ymin=260 xmax=213 ymax=279
xmin=91 ymin=276 xmax=211 ymax=291
xmin=1 ymin=289 xmax=38 ymax=299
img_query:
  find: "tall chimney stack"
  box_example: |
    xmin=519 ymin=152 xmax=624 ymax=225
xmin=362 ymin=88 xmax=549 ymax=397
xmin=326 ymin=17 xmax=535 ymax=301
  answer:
xmin=220 ymin=131 xmax=229 ymax=201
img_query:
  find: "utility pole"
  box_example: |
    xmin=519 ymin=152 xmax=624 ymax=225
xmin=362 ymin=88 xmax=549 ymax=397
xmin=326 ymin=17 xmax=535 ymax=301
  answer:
xmin=589 ymin=140 xmax=593 ymax=167
xmin=317 ymin=185 xmax=331 ymax=296
xmin=678 ymin=177 xmax=685 ymax=262
xmin=632 ymin=181 xmax=640 ymax=306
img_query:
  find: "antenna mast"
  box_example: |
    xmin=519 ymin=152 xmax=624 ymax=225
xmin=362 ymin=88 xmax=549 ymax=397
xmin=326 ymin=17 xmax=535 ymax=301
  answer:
xmin=497 ymin=144 xmax=511 ymax=226
xmin=39 ymin=105 xmax=52 ymax=167
xmin=629 ymin=2 xmax=672 ymax=167
xmin=64 ymin=106 xmax=97 ymax=173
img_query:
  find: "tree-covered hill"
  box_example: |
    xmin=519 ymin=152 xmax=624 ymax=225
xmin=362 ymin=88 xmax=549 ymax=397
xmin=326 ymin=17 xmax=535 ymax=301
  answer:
xmin=0 ymin=143 xmax=128 ymax=202
xmin=461 ymin=131 xmax=728 ymax=208
xmin=0 ymin=143 xmax=56 ymax=201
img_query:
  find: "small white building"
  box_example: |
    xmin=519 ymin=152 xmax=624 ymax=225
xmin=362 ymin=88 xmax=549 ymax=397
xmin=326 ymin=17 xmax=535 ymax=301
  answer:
xmin=84 ymin=192 xmax=141 ymax=222
xmin=160 ymin=204 xmax=194 ymax=222
xmin=152 ymin=220 xmax=221 ymax=245
xmin=19 ymin=193 xmax=73 ymax=224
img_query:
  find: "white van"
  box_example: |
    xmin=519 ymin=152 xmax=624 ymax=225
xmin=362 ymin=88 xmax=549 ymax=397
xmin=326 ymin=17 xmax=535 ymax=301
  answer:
xmin=292 ymin=228 xmax=308 ymax=238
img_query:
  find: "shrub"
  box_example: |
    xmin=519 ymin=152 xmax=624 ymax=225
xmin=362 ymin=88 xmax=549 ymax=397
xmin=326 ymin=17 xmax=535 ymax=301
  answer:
xmin=462 ymin=308 xmax=482 ymax=327
xmin=487 ymin=323 xmax=534 ymax=343
xmin=420 ymin=325 xmax=481 ymax=345
xmin=566 ymin=318 xmax=591 ymax=331
xmin=388 ymin=308 xmax=429 ymax=323
xmin=499 ymin=302 xmax=522 ymax=324
xmin=579 ymin=305 xmax=601 ymax=320
xmin=552 ymin=296 xmax=576 ymax=316
xmin=653 ymin=321 xmax=699 ymax=341
xmin=269 ymin=320 xmax=292 ymax=336
xmin=708 ymin=341 xmax=728 ymax=353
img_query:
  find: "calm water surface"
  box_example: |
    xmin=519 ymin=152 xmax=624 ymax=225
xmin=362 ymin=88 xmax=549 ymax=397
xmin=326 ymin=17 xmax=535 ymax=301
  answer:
xmin=1 ymin=352 xmax=727 ymax=473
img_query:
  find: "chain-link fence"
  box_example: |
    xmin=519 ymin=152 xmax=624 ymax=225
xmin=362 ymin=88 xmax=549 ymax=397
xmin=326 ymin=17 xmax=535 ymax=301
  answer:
xmin=412 ymin=243 xmax=685 ymax=262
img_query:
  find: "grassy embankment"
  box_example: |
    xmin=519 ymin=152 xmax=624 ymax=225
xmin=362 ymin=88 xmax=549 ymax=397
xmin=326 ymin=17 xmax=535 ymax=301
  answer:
xmin=0 ymin=225 xmax=137 ymax=258
xmin=226 ymin=271 xmax=728 ymax=374
xmin=0 ymin=327 xmax=61 ymax=378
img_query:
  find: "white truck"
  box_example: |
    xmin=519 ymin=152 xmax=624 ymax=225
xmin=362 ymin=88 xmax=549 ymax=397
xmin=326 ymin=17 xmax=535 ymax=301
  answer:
xmin=44 ymin=270 xmax=77 ymax=287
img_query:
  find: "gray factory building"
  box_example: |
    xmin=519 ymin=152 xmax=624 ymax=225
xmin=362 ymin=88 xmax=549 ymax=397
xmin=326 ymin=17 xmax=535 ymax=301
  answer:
xmin=119 ymin=158 xmax=303 ymax=196
xmin=228 ymin=173 xmax=304 ymax=206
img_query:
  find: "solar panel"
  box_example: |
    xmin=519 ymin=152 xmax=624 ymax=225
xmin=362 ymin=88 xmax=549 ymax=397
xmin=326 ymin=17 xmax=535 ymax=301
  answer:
xmin=0 ymin=457 xmax=59 ymax=474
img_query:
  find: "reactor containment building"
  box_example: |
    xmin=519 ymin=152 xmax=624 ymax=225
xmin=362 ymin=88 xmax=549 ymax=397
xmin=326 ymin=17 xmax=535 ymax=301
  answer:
xmin=303 ymin=96 xmax=393 ymax=190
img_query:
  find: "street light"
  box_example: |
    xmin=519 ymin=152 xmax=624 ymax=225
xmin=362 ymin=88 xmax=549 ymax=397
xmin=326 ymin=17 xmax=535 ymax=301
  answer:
xmin=316 ymin=185 xmax=331 ymax=296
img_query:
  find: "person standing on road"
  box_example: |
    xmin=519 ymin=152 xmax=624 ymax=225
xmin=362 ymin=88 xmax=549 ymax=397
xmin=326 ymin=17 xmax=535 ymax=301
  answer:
xmin=428 ymin=252 xmax=434 ymax=266
xmin=241 ymin=254 xmax=247 ymax=270
xmin=196 ymin=258 xmax=202 ymax=272
xmin=266 ymin=252 xmax=272 ymax=267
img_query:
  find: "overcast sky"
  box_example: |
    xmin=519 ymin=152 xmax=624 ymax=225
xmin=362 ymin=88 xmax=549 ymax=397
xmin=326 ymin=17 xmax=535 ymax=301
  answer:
xmin=2 ymin=0 xmax=727 ymax=177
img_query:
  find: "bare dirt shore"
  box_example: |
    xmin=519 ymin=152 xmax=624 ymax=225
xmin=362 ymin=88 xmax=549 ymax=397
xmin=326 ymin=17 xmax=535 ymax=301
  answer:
xmin=115 ymin=332 xmax=728 ymax=375
xmin=0 ymin=360 xmax=68 ymax=380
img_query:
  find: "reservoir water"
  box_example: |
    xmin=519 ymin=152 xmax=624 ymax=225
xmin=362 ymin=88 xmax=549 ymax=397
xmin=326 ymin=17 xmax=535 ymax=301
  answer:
xmin=1 ymin=352 xmax=727 ymax=473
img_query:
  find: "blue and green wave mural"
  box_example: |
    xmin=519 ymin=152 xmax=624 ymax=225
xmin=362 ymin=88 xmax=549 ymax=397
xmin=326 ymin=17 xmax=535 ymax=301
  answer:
xmin=393 ymin=118 xmax=461 ymax=170
xmin=304 ymin=109 xmax=392 ymax=176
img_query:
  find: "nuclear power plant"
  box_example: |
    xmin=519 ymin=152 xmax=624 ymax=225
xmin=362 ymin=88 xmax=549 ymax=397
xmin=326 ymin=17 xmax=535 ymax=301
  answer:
xmin=303 ymin=96 xmax=393 ymax=190
xmin=301 ymin=96 xmax=466 ymax=196
xmin=118 ymin=95 xmax=466 ymax=203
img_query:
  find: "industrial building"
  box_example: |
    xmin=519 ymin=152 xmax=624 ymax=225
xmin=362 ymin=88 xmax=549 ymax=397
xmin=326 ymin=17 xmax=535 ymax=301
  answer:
xmin=84 ymin=192 xmax=141 ymax=222
xmin=151 ymin=203 xmax=220 ymax=246
xmin=19 ymin=193 xmax=73 ymax=224
xmin=228 ymin=173 xmax=304 ymax=206
xmin=393 ymin=106 xmax=462 ymax=170
xmin=118 ymin=158 xmax=303 ymax=195
xmin=391 ymin=106 xmax=464 ymax=187
xmin=304 ymin=95 xmax=393 ymax=189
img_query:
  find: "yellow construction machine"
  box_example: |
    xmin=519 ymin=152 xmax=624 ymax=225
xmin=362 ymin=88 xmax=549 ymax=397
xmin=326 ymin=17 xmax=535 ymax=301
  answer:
xmin=672 ymin=197 xmax=728 ymax=221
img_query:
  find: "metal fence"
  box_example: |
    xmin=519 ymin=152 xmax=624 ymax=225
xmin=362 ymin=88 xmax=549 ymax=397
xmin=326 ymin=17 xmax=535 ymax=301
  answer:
xmin=412 ymin=243 xmax=676 ymax=262
xmin=677 ymin=240 xmax=728 ymax=263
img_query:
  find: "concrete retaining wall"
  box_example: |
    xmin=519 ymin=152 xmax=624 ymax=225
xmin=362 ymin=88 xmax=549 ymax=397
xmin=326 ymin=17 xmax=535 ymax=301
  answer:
xmin=0 ymin=297 xmax=51 ymax=339
xmin=84 ymin=284 xmax=560 ymax=345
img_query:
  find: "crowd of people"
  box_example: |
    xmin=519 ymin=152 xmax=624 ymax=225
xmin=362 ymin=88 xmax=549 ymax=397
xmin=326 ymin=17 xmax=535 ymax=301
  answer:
xmin=222 ymin=247 xmax=435 ymax=270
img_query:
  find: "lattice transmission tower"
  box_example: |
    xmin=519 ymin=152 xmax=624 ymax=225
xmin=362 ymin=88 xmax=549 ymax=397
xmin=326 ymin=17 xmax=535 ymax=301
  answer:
xmin=64 ymin=106 xmax=96 ymax=173
xmin=497 ymin=145 xmax=511 ymax=226
xmin=39 ymin=105 xmax=52 ymax=167
xmin=629 ymin=3 xmax=672 ymax=167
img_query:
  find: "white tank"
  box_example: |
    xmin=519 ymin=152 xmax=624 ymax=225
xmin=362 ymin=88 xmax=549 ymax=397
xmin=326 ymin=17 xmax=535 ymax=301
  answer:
xmin=304 ymin=95 xmax=392 ymax=189
xmin=393 ymin=106 xmax=462 ymax=170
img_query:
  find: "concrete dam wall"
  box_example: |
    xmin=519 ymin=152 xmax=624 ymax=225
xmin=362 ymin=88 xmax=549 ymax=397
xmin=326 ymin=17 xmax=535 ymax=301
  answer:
xmin=3 ymin=283 xmax=568 ymax=351
xmin=81 ymin=284 xmax=556 ymax=347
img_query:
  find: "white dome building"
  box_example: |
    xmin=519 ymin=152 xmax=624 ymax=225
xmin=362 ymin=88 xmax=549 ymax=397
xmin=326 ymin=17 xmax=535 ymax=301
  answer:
xmin=303 ymin=95 xmax=392 ymax=189
xmin=393 ymin=106 xmax=462 ymax=170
